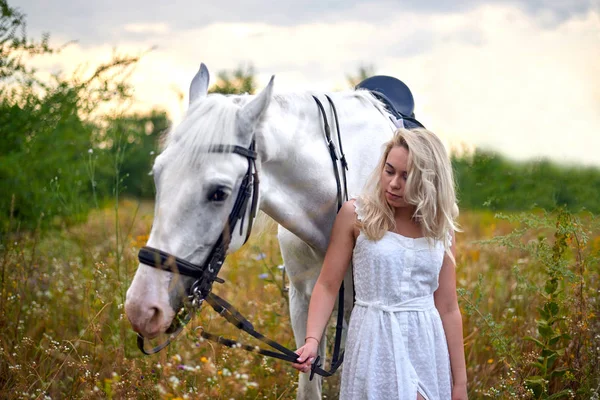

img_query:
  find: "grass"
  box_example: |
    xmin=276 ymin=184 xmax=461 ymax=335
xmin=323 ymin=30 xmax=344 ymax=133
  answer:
xmin=0 ymin=200 xmax=598 ymax=399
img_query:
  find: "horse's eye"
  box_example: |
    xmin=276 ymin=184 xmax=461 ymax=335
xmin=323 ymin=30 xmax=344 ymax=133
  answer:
xmin=208 ymin=188 xmax=229 ymax=202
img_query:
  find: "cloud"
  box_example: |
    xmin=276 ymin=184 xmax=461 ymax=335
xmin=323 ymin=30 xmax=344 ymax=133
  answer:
xmin=123 ymin=23 xmax=170 ymax=34
xmin=396 ymin=6 xmax=600 ymax=166
xmin=16 ymin=0 xmax=597 ymax=46
xmin=23 ymin=3 xmax=600 ymax=166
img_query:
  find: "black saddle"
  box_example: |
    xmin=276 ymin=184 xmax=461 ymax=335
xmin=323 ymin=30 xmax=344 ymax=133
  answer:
xmin=355 ymin=75 xmax=425 ymax=129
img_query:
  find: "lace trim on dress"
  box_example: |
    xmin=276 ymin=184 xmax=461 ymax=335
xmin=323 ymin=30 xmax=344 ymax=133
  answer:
xmin=446 ymin=230 xmax=453 ymax=248
xmin=351 ymin=196 xmax=364 ymax=222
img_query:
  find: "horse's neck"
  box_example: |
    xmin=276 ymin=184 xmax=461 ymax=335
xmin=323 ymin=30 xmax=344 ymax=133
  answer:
xmin=257 ymin=92 xmax=394 ymax=253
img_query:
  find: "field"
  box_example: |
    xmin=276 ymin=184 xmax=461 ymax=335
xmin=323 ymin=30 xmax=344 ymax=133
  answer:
xmin=0 ymin=200 xmax=599 ymax=399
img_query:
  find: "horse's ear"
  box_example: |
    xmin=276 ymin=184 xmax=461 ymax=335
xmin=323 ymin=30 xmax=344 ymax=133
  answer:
xmin=237 ymin=76 xmax=274 ymax=137
xmin=189 ymin=63 xmax=210 ymax=105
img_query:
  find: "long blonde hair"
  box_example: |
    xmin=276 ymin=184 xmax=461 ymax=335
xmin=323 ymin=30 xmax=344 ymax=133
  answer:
xmin=358 ymin=128 xmax=460 ymax=254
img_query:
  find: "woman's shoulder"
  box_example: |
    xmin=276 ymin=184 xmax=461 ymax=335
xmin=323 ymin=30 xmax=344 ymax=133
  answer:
xmin=338 ymin=199 xmax=358 ymax=220
xmin=337 ymin=200 xmax=361 ymax=239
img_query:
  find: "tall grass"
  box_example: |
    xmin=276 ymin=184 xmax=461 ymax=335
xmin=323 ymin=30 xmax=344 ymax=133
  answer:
xmin=0 ymin=202 xmax=598 ymax=399
xmin=457 ymin=210 xmax=600 ymax=398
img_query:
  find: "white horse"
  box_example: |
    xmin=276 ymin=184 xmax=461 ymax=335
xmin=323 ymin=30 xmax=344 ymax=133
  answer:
xmin=125 ymin=64 xmax=396 ymax=399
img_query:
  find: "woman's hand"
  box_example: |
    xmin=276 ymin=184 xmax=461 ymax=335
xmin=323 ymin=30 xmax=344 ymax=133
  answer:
xmin=292 ymin=338 xmax=319 ymax=373
xmin=452 ymin=382 xmax=468 ymax=400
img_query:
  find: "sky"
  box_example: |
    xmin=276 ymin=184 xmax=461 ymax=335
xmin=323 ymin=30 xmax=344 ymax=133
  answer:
xmin=16 ymin=0 xmax=600 ymax=166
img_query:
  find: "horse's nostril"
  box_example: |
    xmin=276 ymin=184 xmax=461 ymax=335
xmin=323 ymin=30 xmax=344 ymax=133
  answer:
xmin=149 ymin=306 xmax=162 ymax=324
xmin=140 ymin=306 xmax=166 ymax=338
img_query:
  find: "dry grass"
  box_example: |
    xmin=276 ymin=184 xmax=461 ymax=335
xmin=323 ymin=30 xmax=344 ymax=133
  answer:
xmin=0 ymin=200 xmax=598 ymax=399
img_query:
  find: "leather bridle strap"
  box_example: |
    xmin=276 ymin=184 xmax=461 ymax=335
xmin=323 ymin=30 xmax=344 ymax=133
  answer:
xmin=322 ymin=94 xmax=351 ymax=372
xmin=136 ymin=141 xmax=258 ymax=353
xmin=310 ymin=95 xmax=350 ymax=379
xmin=324 ymin=94 xmax=349 ymax=207
xmin=135 ymin=138 xmax=342 ymax=375
xmin=197 ymin=292 xmax=342 ymax=377
xmin=137 ymin=101 xmax=350 ymax=379
xmin=196 ymin=99 xmax=349 ymax=379
xmin=312 ymin=96 xmax=345 ymax=210
xmin=138 ymin=246 xmax=225 ymax=282
xmin=195 ymin=99 xmax=349 ymax=375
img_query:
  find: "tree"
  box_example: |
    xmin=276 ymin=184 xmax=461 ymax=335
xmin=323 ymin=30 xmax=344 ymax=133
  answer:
xmin=346 ymin=64 xmax=375 ymax=88
xmin=209 ymin=64 xmax=257 ymax=95
xmin=0 ymin=0 xmax=53 ymax=80
xmin=0 ymin=0 xmax=165 ymax=234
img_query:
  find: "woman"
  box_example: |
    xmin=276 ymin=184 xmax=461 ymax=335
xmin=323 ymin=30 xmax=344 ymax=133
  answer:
xmin=293 ymin=128 xmax=468 ymax=399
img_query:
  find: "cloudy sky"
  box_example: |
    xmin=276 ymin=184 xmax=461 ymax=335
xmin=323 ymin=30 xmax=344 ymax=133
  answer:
xmin=17 ymin=0 xmax=600 ymax=166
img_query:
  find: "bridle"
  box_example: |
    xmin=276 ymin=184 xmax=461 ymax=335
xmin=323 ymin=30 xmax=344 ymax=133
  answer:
xmin=140 ymin=142 xmax=259 ymax=306
xmin=137 ymin=141 xmax=259 ymax=352
xmin=136 ymin=95 xmax=349 ymax=380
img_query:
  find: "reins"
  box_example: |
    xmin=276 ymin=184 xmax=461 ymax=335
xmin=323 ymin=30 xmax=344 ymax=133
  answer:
xmin=137 ymin=96 xmax=350 ymax=381
xmin=311 ymin=94 xmax=350 ymax=379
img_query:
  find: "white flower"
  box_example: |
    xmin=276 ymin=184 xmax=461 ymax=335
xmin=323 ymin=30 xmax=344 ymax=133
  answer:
xmin=169 ymin=376 xmax=180 ymax=388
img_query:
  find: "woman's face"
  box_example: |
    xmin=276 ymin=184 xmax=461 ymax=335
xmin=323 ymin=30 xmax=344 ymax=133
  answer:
xmin=380 ymin=145 xmax=410 ymax=208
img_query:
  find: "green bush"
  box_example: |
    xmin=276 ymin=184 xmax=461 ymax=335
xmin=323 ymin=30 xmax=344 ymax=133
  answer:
xmin=453 ymin=151 xmax=600 ymax=214
xmin=0 ymin=0 xmax=167 ymax=235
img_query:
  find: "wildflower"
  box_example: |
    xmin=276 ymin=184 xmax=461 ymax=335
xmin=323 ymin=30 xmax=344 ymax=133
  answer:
xmin=254 ymin=253 xmax=266 ymax=260
xmin=487 ymin=359 xmax=494 ymax=364
xmin=169 ymin=375 xmax=180 ymax=388
xmin=200 ymin=356 xmax=208 ymax=363
xmin=258 ymin=273 xmax=268 ymax=280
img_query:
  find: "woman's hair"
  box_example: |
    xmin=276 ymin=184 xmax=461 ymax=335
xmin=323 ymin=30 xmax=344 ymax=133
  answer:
xmin=358 ymin=128 xmax=460 ymax=255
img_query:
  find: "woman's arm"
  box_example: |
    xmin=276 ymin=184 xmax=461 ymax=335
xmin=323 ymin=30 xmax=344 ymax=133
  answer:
xmin=292 ymin=200 xmax=357 ymax=372
xmin=434 ymin=234 xmax=468 ymax=399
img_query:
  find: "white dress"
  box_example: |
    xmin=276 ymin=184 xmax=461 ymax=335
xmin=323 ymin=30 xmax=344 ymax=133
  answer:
xmin=340 ymin=198 xmax=452 ymax=400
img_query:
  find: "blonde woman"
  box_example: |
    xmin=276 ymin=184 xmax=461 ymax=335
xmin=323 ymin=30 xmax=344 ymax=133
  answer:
xmin=293 ymin=128 xmax=468 ymax=400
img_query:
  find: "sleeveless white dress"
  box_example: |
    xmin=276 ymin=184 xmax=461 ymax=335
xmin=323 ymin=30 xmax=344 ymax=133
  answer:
xmin=339 ymin=198 xmax=452 ymax=400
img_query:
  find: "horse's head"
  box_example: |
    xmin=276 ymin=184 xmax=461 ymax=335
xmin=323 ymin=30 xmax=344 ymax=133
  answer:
xmin=125 ymin=64 xmax=274 ymax=339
